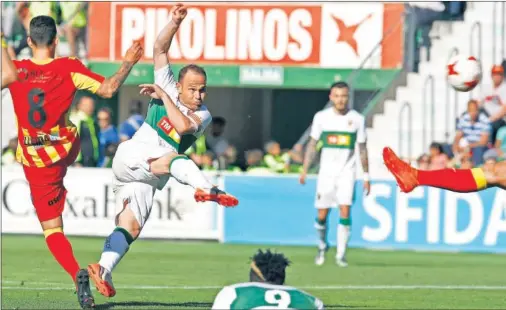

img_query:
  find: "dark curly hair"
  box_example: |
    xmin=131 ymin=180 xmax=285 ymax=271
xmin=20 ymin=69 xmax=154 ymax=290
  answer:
xmin=249 ymin=249 xmax=291 ymax=285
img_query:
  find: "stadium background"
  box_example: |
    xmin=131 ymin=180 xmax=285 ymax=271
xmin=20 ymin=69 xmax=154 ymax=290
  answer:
xmin=1 ymin=2 xmax=506 ymax=309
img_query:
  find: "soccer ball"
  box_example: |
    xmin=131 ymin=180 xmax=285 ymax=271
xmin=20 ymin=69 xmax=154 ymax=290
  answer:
xmin=446 ymin=55 xmax=482 ymax=92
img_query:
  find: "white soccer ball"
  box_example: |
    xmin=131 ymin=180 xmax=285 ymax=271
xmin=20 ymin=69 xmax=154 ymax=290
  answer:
xmin=446 ymin=55 xmax=482 ymax=92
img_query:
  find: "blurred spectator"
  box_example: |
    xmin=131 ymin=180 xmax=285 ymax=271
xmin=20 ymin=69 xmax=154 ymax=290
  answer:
xmin=453 ymin=99 xmax=490 ymax=166
xmin=2 ymin=2 xmax=17 ymax=39
xmin=70 ymin=96 xmax=100 ymax=167
xmin=185 ymin=135 xmax=207 ymax=167
xmin=442 ymin=1 xmax=466 ymax=20
xmin=101 ymin=144 xmax=118 ymax=169
xmin=428 ymin=142 xmax=449 ymax=169
xmin=222 ymin=145 xmax=242 ymax=172
xmin=1 ymin=137 xmax=18 ymax=166
xmin=206 ymin=117 xmax=229 ymax=156
xmin=416 ymin=154 xmax=430 ymax=170
xmin=119 ymin=100 xmax=144 ymax=142
xmin=409 ymin=2 xmax=445 ymax=70
xmin=459 ymin=152 xmax=474 ymax=169
xmin=97 ymin=107 xmax=119 ymax=167
xmin=263 ymin=141 xmax=290 ymax=173
xmin=245 ymin=149 xmax=271 ymax=174
xmin=59 ymin=2 xmax=88 ymax=58
xmin=481 ymin=65 xmax=506 ymax=143
xmin=494 ymin=125 xmax=506 ymax=159
xmin=287 ymin=143 xmax=304 ymax=173
xmin=483 ymin=150 xmax=499 ymax=173
xmin=201 ymin=151 xmax=218 ymax=171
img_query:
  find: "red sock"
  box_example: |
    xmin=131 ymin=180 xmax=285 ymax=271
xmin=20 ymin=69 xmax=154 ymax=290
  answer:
xmin=45 ymin=232 xmax=80 ymax=282
xmin=417 ymin=168 xmax=487 ymax=193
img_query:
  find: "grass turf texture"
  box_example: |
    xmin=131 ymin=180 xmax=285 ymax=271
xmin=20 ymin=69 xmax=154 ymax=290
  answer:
xmin=2 ymin=235 xmax=505 ymax=309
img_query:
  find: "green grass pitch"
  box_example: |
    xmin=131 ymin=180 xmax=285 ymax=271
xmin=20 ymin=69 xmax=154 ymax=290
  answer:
xmin=1 ymin=235 xmax=505 ymax=309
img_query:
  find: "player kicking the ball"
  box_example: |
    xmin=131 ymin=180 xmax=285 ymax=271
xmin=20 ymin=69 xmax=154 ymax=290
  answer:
xmin=5 ymin=16 xmax=143 ymax=309
xmin=300 ymin=82 xmax=370 ymax=267
xmin=383 ymin=147 xmax=506 ymax=192
xmin=212 ymin=250 xmax=324 ymax=309
xmin=87 ymin=4 xmax=238 ymax=298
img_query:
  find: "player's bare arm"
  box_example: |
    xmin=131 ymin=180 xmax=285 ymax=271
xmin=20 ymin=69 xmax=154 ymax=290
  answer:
xmin=95 ymin=42 xmax=143 ymax=98
xmin=359 ymin=142 xmax=371 ymax=195
xmin=300 ymin=138 xmax=318 ymax=184
xmin=1 ymin=34 xmax=18 ymax=89
xmin=153 ymin=3 xmax=187 ymax=70
xmin=139 ymin=83 xmax=198 ymax=135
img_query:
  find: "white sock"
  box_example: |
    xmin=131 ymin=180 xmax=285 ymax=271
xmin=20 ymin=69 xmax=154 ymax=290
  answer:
xmin=169 ymin=155 xmax=212 ymax=189
xmin=99 ymin=228 xmax=132 ymax=273
xmin=336 ymin=223 xmax=350 ymax=260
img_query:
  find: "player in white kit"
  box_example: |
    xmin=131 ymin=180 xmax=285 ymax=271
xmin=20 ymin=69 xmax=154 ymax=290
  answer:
xmin=299 ymin=82 xmax=370 ymax=267
xmin=87 ymin=4 xmax=238 ymax=298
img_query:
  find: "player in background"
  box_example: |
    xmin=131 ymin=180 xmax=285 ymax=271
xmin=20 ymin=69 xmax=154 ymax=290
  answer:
xmin=87 ymin=4 xmax=238 ymax=298
xmin=2 ymin=33 xmax=18 ymax=88
xmin=6 ymin=15 xmax=143 ymax=309
xmin=212 ymin=250 xmax=324 ymax=310
xmin=300 ymin=82 xmax=370 ymax=267
xmin=383 ymin=147 xmax=506 ymax=192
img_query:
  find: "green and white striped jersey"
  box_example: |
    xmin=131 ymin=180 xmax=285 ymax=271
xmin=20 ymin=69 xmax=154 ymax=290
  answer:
xmin=212 ymin=282 xmax=324 ymax=309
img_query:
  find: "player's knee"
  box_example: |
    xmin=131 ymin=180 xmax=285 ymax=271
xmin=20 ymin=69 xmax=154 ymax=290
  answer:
xmin=317 ymin=208 xmax=329 ymax=220
xmin=116 ymin=208 xmax=141 ymax=240
xmin=150 ymin=153 xmax=181 ymax=176
xmin=339 ymin=205 xmax=350 ymax=219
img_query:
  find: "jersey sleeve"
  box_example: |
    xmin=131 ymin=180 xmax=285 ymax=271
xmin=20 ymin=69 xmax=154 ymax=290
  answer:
xmin=309 ymin=113 xmax=322 ymax=141
xmin=357 ymin=115 xmax=367 ymax=144
xmin=154 ymin=64 xmax=179 ymax=104
xmin=189 ymin=108 xmax=212 ymax=137
xmin=212 ymin=286 xmax=236 ymax=310
xmin=68 ymin=58 xmax=105 ymax=94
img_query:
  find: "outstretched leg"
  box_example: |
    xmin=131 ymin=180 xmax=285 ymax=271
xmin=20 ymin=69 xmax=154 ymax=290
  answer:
xmin=150 ymin=153 xmax=239 ymax=207
xmin=383 ymin=147 xmax=506 ymax=192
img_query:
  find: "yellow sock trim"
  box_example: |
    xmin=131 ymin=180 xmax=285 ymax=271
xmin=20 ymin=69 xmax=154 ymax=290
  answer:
xmin=471 ymin=168 xmax=487 ymax=190
xmin=44 ymin=227 xmax=63 ymax=238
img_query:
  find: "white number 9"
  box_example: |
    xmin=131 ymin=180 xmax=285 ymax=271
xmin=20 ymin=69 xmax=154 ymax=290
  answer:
xmin=264 ymin=290 xmax=291 ymax=308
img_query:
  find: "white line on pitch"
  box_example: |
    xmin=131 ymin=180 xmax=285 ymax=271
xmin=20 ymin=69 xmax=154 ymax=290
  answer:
xmin=2 ymin=284 xmax=506 ymax=291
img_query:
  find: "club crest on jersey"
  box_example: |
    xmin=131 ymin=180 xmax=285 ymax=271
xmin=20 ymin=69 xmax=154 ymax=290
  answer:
xmin=157 ymin=116 xmax=181 ymax=143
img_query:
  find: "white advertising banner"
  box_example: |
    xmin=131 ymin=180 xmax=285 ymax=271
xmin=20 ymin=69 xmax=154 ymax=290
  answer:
xmin=1 ymin=166 xmax=224 ymax=241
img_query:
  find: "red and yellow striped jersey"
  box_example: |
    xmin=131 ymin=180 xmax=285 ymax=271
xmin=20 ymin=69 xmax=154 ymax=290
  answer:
xmin=8 ymin=57 xmax=105 ymax=167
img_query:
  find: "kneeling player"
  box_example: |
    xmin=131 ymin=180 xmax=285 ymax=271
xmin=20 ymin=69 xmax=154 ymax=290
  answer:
xmin=212 ymin=250 xmax=324 ymax=309
xmin=87 ymin=5 xmax=238 ymax=298
xmin=383 ymin=147 xmax=506 ymax=192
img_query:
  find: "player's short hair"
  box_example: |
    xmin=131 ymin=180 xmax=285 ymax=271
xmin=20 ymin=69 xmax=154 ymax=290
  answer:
xmin=178 ymin=64 xmax=207 ymax=82
xmin=249 ymin=249 xmax=291 ymax=285
xmin=330 ymin=81 xmax=349 ymax=90
xmin=29 ymin=15 xmax=57 ymax=47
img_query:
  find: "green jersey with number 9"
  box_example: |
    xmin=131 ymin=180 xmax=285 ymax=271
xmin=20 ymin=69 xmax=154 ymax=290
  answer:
xmin=212 ymin=282 xmax=324 ymax=310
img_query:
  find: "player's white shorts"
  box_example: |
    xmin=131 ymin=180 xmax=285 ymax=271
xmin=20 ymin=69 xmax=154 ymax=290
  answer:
xmin=112 ymin=124 xmax=175 ymax=190
xmin=113 ymin=182 xmax=155 ymax=228
xmin=314 ymin=171 xmax=356 ymax=208
xmin=112 ymin=124 xmax=175 ymax=226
